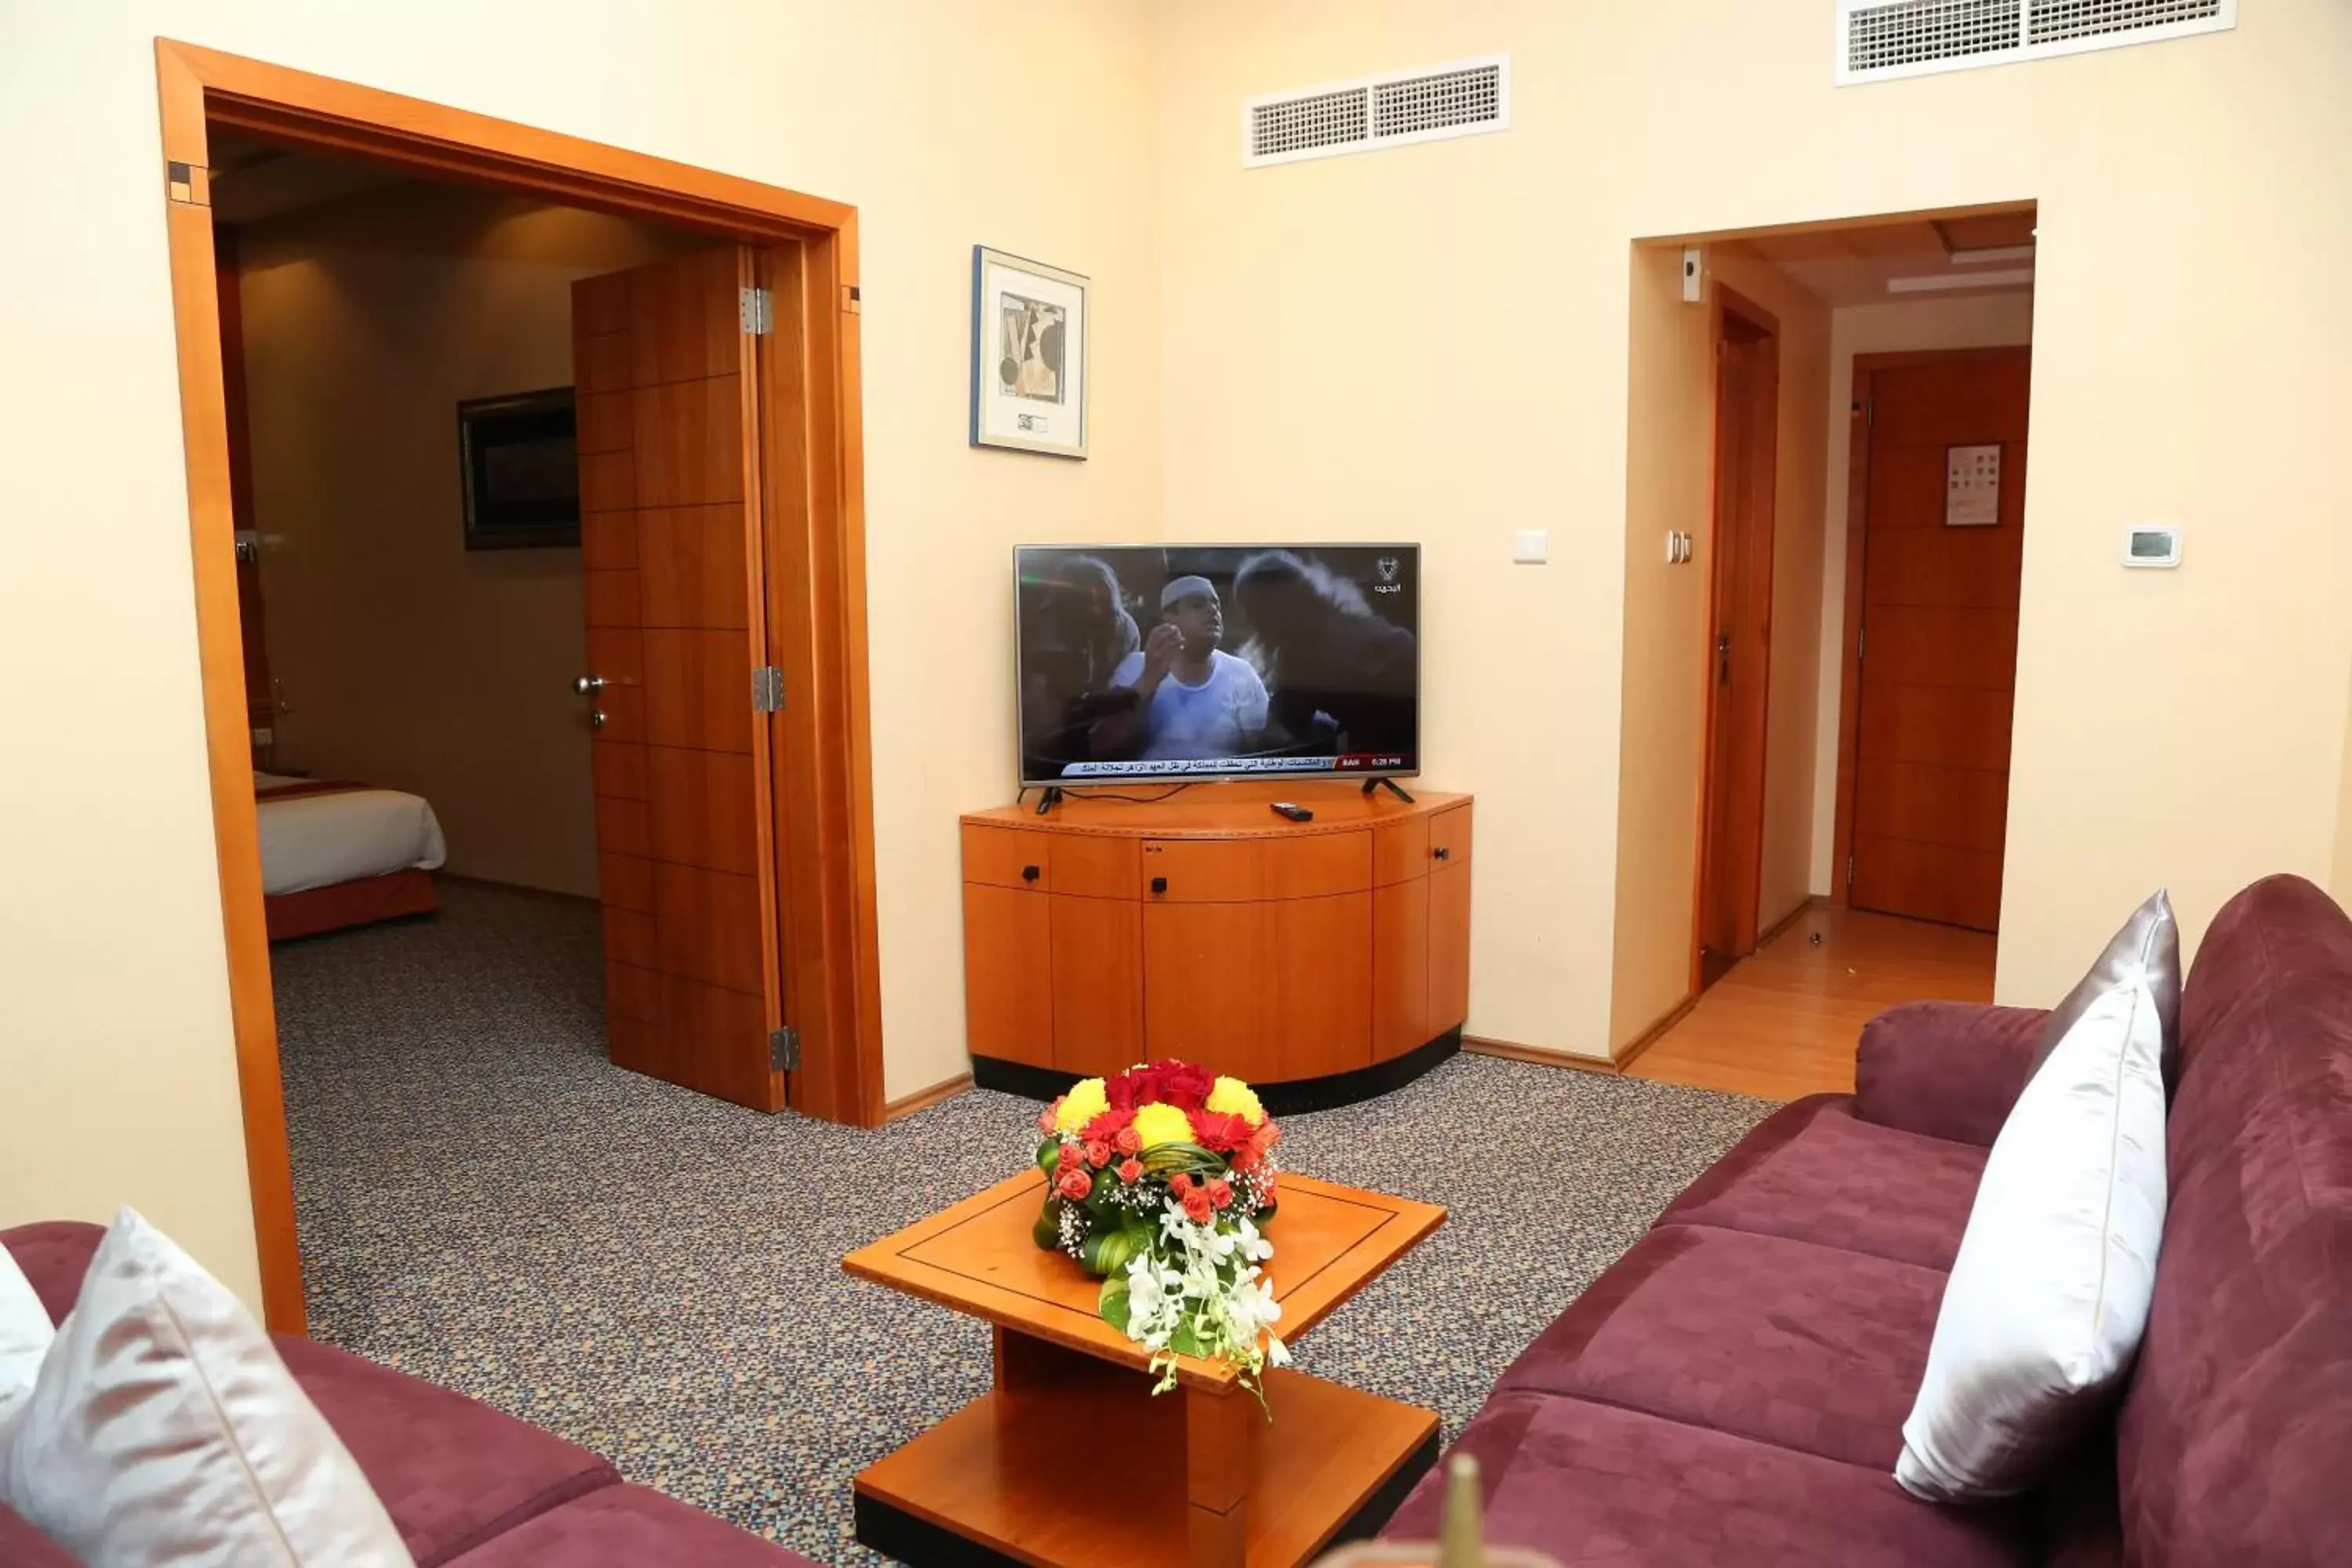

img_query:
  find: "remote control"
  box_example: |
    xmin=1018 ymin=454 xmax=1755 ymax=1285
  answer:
xmin=1271 ymin=802 xmax=1315 ymax=822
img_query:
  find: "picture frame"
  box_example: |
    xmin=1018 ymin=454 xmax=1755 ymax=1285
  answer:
xmin=971 ymin=246 xmax=1088 ymax=459
xmin=457 ymin=387 xmax=580 ymax=550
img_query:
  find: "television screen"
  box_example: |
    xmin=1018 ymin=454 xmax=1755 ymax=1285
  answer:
xmin=1015 ymin=543 xmax=1420 ymax=785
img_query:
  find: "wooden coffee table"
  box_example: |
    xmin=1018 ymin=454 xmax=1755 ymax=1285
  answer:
xmin=844 ymin=1170 xmax=1446 ymax=1567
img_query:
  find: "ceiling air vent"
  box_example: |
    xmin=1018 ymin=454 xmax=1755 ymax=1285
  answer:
xmin=1244 ymin=56 xmax=1508 ymax=168
xmin=1836 ymin=0 xmax=2233 ymax=84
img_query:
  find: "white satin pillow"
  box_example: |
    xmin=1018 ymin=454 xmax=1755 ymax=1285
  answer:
xmin=1896 ymin=981 xmax=2168 ymax=1501
xmin=0 ymin=1243 xmax=54 ymax=1432
xmin=0 ymin=1209 xmax=412 ymax=1567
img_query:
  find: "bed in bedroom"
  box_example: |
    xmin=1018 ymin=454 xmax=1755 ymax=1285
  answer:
xmin=255 ymin=773 xmax=449 ymax=940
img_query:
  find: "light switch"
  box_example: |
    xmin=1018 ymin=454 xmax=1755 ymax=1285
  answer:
xmin=1512 ymin=529 xmax=1548 ymax=564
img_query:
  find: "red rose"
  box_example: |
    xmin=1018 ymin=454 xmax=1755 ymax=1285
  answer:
xmin=1189 ymin=1110 xmax=1251 ymax=1154
xmin=1103 ymin=1069 xmax=1147 ymax=1112
xmin=1206 ymin=1178 xmax=1234 ymax=1209
xmin=1083 ymin=1140 xmax=1112 ymax=1169
xmin=1056 ymin=1168 xmax=1093 ymax=1202
xmin=1117 ymin=1158 xmax=1144 ymax=1185
xmin=1055 ymin=1142 xmax=1080 ymax=1170
xmin=1169 ymin=1173 xmax=1193 ymax=1199
xmin=1037 ymin=1100 xmax=1062 ymax=1134
xmin=1153 ymin=1061 xmax=1214 ymax=1110
xmin=1182 ymin=1189 xmax=1214 ymax=1224
xmin=1112 ymin=1127 xmax=1142 ymax=1157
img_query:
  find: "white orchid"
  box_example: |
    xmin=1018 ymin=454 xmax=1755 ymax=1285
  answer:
xmin=1113 ymin=1193 xmax=1287 ymax=1410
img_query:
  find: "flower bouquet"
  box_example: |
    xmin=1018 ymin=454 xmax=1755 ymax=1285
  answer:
xmin=1032 ymin=1059 xmax=1290 ymax=1401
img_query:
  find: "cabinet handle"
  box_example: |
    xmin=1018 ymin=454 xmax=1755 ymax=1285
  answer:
xmin=1021 ymin=864 xmax=1040 ymax=882
xmin=1150 ymin=876 xmax=1169 ymax=895
xmin=1433 ymin=846 xmax=1451 ymax=862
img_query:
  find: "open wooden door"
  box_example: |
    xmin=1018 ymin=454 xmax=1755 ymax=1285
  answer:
xmin=1694 ymin=294 xmax=1779 ymax=990
xmin=573 ymin=245 xmax=787 ymax=1112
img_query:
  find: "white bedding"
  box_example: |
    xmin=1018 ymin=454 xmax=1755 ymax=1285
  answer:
xmin=254 ymin=773 xmax=448 ymax=896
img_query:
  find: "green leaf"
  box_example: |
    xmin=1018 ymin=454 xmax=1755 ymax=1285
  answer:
xmin=1098 ymin=1278 xmax=1131 ymax=1334
xmin=1036 ymin=1138 xmax=1061 ymax=1174
xmin=1032 ymin=1201 xmax=1062 ymax=1251
xmin=1080 ymin=1224 xmax=1138 ymax=1278
xmin=1169 ymin=1323 xmax=1204 ymax=1358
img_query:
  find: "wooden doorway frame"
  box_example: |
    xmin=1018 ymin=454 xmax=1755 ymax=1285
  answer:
xmin=1828 ymin=345 xmax=2028 ymax=912
xmin=1688 ymin=283 xmax=1780 ymax=994
xmin=155 ymin=39 xmax=886 ymax=1335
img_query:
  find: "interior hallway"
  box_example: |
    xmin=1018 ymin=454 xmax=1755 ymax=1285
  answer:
xmin=1624 ymin=904 xmax=1998 ymax=1101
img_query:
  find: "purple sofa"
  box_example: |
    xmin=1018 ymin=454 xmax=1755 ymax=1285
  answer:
xmin=1386 ymin=873 xmax=2352 ymax=1565
xmin=0 ymin=1225 xmax=814 ymax=1567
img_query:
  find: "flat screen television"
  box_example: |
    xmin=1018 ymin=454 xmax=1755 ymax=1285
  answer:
xmin=1015 ymin=543 xmax=1420 ymax=786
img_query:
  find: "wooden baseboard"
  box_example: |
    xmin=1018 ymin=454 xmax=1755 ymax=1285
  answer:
xmin=1461 ymin=1035 xmax=1620 ymax=1075
xmin=1610 ymin=993 xmax=1699 ymax=1073
xmin=884 ymin=1072 xmax=974 ymax=1122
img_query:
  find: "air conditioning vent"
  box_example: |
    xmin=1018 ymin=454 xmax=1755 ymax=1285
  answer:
xmin=1837 ymin=0 xmax=2232 ymax=83
xmin=1244 ymin=56 xmax=1508 ymax=168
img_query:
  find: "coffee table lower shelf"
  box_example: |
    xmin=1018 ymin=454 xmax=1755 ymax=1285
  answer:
xmin=855 ymin=1363 xmax=1440 ymax=1568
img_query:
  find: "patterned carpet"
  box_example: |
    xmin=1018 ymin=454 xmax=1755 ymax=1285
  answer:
xmin=273 ymin=880 xmax=1776 ymax=1564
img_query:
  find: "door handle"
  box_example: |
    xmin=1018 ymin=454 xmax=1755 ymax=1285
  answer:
xmin=590 ymin=710 xmax=608 ymax=731
xmin=1150 ymin=877 xmax=1168 ymax=895
xmin=1433 ymin=846 xmax=1451 ymax=862
xmin=1021 ymin=865 xmax=1040 ymax=883
xmin=574 ymin=675 xmax=608 ymax=695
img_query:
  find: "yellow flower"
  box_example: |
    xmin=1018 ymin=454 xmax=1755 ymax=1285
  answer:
xmin=1205 ymin=1075 xmax=1266 ymax=1127
xmin=1131 ymin=1102 xmax=1196 ymax=1150
xmin=1054 ymin=1078 xmax=1109 ymax=1135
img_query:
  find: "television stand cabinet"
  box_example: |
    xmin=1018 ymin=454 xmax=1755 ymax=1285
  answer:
xmin=959 ymin=784 xmax=1471 ymax=1112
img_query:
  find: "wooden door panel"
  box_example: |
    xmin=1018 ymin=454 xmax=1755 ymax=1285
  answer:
xmin=1862 ymin=607 xmax=2020 ymax=690
xmin=1372 ymin=878 xmax=1431 ymax=1062
xmin=639 ymin=506 xmax=750 ymax=630
xmin=1049 ymin=894 xmax=1144 ymax=1077
xmin=632 ymin=379 xmax=745 ymax=506
xmin=965 ymin=884 xmax=1051 ymax=1066
xmin=1372 ymin=818 xmax=1429 ymax=887
xmin=964 ymin=824 xmax=1054 ymax=891
xmin=654 ymin=862 xmax=764 ymax=995
xmin=627 ymin=246 xmax=740 ymax=387
xmin=1428 ymin=862 xmax=1472 ymax=1030
xmin=1262 ymin=893 xmax=1371 ymax=1080
xmin=591 ymin=739 xmax=648 ymax=801
xmin=1851 ymin=833 xmax=2002 ymax=931
xmin=1427 ymin=803 xmax=1472 ymax=869
xmin=1853 ymin=757 xmax=2008 ymax=852
xmin=1861 ymin=527 xmax=2024 ymax=608
xmin=1848 ymin=348 xmax=2028 ymax=932
xmin=645 ymin=746 xmax=757 ymax=873
xmin=641 ymin=629 xmax=753 ymax=753
xmin=1143 ymin=902 xmax=1263 ymax=1059
xmin=1857 ymin=681 xmax=2014 ymax=770
xmin=575 ymin=246 xmax=780 ymax=1112
xmin=1049 ymin=834 xmax=1139 ymax=900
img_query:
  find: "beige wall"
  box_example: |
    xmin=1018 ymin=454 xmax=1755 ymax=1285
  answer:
xmin=1607 ymin=248 xmax=1830 ymax=1053
xmin=0 ymin=0 xmax=1162 ymax=1309
xmin=1806 ymin=292 xmax=2038 ymax=893
xmin=241 ymin=184 xmax=695 ymax=897
xmin=1156 ymin=0 xmax=2352 ymax=1058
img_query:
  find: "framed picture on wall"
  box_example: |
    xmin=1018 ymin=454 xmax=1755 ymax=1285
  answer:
xmin=971 ymin=246 xmax=1088 ymax=459
xmin=458 ymin=387 xmax=581 ymax=549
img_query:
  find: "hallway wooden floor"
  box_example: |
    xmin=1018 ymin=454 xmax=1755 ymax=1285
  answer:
xmin=1624 ymin=903 xmax=1997 ymax=1101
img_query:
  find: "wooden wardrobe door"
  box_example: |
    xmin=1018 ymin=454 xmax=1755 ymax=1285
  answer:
xmin=575 ymin=247 xmax=785 ymax=1111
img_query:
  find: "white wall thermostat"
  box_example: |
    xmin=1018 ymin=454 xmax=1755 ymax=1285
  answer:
xmin=2122 ymin=525 xmax=2182 ymax=568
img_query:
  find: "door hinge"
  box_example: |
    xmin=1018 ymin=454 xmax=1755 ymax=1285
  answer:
xmin=1846 ymin=855 xmax=1856 ymax=889
xmin=752 ymin=665 xmax=786 ymax=713
xmin=1864 ymin=397 xmax=1875 ymax=429
xmin=1857 ymin=626 xmax=1865 ymax=662
xmin=166 ymin=162 xmax=211 ymax=208
xmin=770 ymin=1025 xmax=800 ymax=1072
xmin=739 ymin=286 xmax=773 ymax=336
xmin=841 ymin=284 xmax=862 ymax=315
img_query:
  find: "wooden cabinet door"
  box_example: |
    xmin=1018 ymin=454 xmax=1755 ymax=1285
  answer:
xmin=575 ymin=246 xmax=784 ymax=1111
xmin=1428 ymin=860 xmax=1472 ymax=1032
xmin=1143 ymin=902 xmax=1264 ymax=1062
xmin=1049 ymin=893 xmax=1143 ymax=1078
xmin=964 ymin=884 xmax=1052 ymax=1065
xmin=1263 ymin=892 xmax=1372 ymax=1080
xmin=1372 ymin=877 xmax=1431 ymax=1062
